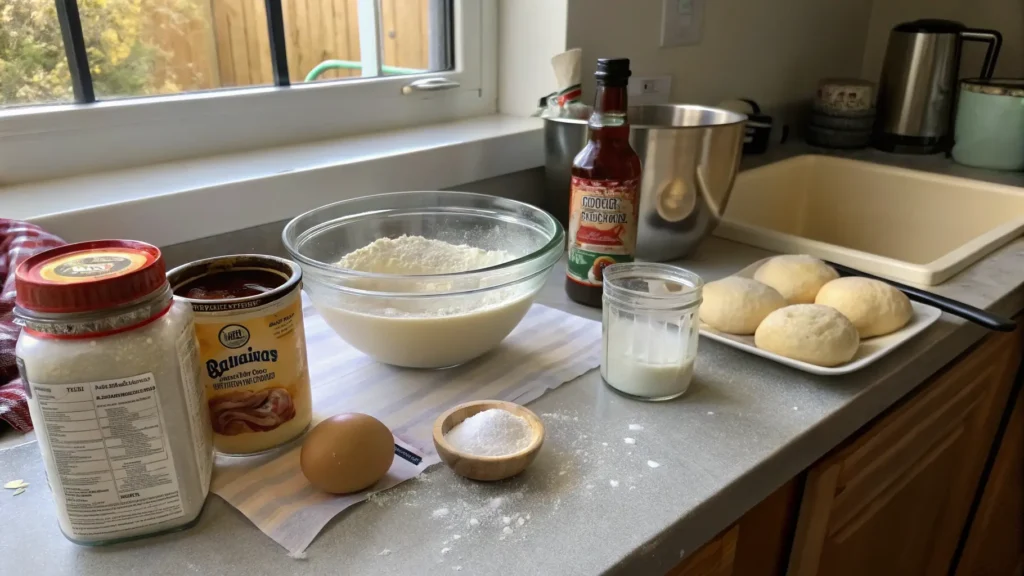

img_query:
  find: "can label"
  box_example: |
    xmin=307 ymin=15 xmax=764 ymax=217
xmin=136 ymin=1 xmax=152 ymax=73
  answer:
xmin=566 ymin=176 xmax=640 ymax=286
xmin=193 ymin=288 xmax=311 ymax=454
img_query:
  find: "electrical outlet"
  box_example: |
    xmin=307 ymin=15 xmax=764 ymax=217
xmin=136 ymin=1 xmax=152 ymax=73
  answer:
xmin=628 ymin=76 xmax=672 ymax=105
xmin=660 ymin=0 xmax=704 ymax=47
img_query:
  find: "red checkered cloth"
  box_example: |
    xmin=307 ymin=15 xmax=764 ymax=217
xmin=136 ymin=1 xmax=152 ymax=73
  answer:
xmin=0 ymin=219 xmax=65 ymax=432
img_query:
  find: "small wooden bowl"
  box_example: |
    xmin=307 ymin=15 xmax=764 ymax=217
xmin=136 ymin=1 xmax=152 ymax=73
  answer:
xmin=432 ymin=400 xmax=545 ymax=482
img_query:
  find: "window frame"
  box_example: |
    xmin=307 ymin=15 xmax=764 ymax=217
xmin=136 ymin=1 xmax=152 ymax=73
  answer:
xmin=0 ymin=0 xmax=496 ymax=185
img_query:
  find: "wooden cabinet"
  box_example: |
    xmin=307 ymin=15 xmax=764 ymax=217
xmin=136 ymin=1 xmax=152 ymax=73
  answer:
xmin=669 ymin=526 xmax=739 ymax=576
xmin=955 ymin=384 xmax=1024 ymax=576
xmin=669 ymin=478 xmax=801 ymax=576
xmin=787 ymin=327 xmax=1023 ymax=576
xmin=669 ymin=324 xmax=1022 ymax=576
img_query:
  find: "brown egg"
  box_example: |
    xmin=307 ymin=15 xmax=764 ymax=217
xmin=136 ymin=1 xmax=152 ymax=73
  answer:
xmin=300 ymin=413 xmax=395 ymax=494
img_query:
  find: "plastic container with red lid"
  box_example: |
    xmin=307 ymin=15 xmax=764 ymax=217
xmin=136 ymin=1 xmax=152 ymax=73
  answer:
xmin=15 ymin=240 xmax=166 ymax=316
xmin=13 ymin=240 xmax=213 ymax=545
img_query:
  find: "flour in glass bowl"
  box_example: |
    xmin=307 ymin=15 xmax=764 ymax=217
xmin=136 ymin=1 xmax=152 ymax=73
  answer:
xmin=337 ymin=235 xmax=512 ymax=275
xmin=313 ymin=235 xmax=540 ymax=368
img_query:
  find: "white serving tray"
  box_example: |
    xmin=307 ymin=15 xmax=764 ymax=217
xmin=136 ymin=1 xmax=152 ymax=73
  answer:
xmin=698 ymin=259 xmax=942 ymax=376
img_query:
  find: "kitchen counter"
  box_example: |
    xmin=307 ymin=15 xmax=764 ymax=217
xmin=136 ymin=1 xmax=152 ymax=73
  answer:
xmin=3 ymin=227 xmax=1024 ymax=575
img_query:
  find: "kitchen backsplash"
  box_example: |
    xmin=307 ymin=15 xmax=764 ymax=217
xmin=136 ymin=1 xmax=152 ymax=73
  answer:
xmin=161 ymin=167 xmax=546 ymax=267
xmin=566 ymin=0 xmax=1021 ymax=117
xmin=566 ymin=0 xmax=873 ymax=109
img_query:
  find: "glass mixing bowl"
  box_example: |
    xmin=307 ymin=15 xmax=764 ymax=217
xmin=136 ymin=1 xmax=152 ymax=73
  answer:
xmin=282 ymin=191 xmax=565 ymax=368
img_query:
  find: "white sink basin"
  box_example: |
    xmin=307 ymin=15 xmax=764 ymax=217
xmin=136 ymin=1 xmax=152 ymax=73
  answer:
xmin=715 ymin=155 xmax=1024 ymax=285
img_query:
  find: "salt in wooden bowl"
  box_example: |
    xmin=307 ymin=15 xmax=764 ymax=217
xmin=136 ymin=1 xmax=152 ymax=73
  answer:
xmin=432 ymin=400 xmax=545 ymax=481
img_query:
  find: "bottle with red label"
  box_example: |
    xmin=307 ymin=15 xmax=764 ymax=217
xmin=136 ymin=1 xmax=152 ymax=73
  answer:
xmin=565 ymin=58 xmax=642 ymax=307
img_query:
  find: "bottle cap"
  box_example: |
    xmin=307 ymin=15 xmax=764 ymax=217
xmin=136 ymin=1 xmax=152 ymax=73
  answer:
xmin=595 ymin=58 xmax=631 ymax=85
xmin=15 ymin=240 xmax=167 ymax=314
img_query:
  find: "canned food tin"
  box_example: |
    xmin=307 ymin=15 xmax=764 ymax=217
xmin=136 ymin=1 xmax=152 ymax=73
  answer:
xmin=168 ymin=255 xmax=311 ymax=455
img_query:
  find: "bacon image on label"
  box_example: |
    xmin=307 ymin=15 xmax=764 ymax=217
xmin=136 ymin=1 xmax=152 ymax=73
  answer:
xmin=209 ymin=388 xmax=297 ymax=435
xmin=576 ymin=224 xmax=626 ymax=246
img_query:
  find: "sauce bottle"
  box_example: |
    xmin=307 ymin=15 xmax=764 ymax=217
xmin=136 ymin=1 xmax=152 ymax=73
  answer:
xmin=565 ymin=58 xmax=642 ymax=308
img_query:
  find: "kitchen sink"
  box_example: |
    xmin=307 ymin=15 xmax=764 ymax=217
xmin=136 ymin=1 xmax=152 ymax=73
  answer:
xmin=715 ymin=155 xmax=1024 ymax=285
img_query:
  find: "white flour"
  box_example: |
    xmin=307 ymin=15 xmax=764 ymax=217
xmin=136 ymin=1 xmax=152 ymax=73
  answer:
xmin=319 ymin=235 xmax=534 ymax=368
xmin=445 ymin=409 xmax=533 ymax=456
xmin=337 ymin=235 xmax=511 ymax=275
xmin=366 ymin=409 xmax=678 ymax=563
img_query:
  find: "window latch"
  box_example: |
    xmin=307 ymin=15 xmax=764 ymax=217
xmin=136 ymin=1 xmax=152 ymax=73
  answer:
xmin=401 ymin=78 xmax=461 ymax=95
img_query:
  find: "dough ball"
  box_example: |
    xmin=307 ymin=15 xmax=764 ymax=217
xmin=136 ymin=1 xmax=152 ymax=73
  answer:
xmin=753 ymin=255 xmax=839 ymax=304
xmin=300 ymin=413 xmax=395 ymax=494
xmin=754 ymin=304 xmax=860 ymax=367
xmin=815 ymin=277 xmax=913 ymax=338
xmin=700 ymin=277 xmax=787 ymax=335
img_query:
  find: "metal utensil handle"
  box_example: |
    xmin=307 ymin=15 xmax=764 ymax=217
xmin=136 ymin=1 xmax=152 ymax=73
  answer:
xmin=961 ymin=29 xmax=1003 ymax=78
xmin=402 ymin=77 xmax=461 ymax=95
xmin=827 ymin=261 xmax=1016 ymax=332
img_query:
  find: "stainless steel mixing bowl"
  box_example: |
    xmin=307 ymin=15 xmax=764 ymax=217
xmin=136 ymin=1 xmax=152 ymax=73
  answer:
xmin=544 ymin=104 xmax=746 ymax=262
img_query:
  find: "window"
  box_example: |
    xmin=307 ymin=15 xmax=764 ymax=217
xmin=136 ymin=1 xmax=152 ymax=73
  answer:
xmin=0 ymin=0 xmax=495 ymax=184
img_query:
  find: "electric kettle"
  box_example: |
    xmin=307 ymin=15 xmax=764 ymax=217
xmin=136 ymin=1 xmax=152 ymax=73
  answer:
xmin=874 ymin=19 xmax=1001 ymax=154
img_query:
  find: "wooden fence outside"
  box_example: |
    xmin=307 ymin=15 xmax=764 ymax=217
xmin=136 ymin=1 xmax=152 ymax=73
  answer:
xmin=150 ymin=0 xmax=430 ymax=91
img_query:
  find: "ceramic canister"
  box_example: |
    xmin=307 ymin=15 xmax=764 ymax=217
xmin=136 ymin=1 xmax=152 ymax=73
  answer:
xmin=952 ymin=79 xmax=1024 ymax=171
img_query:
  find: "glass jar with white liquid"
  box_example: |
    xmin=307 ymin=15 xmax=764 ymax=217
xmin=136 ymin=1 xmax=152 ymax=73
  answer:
xmin=601 ymin=263 xmax=703 ymax=401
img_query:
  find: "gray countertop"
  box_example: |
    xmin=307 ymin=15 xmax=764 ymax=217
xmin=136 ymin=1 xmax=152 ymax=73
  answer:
xmin=3 ymin=144 xmax=1024 ymax=576
xmin=4 ymin=234 xmax=1024 ymax=576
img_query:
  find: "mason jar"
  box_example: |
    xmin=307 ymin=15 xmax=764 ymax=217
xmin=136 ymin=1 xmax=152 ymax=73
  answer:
xmin=601 ymin=263 xmax=703 ymax=401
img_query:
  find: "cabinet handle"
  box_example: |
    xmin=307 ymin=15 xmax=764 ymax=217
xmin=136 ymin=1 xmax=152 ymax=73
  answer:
xmin=402 ymin=78 xmax=461 ymax=95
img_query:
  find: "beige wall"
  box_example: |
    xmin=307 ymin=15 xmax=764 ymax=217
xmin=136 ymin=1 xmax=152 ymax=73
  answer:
xmin=565 ymin=0 xmax=874 ymax=109
xmin=861 ymin=0 xmax=1024 ymax=85
xmin=499 ymin=0 xmax=568 ymax=116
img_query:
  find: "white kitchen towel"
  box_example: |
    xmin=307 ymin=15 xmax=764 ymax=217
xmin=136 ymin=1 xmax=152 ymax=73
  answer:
xmin=211 ymin=300 xmax=602 ymax=553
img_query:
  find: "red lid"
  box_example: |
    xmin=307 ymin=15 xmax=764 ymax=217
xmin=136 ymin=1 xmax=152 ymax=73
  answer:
xmin=15 ymin=240 xmax=167 ymax=314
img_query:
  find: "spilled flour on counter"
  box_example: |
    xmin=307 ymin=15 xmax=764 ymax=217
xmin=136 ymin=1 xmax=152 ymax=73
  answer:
xmin=367 ymin=409 xmax=674 ymax=565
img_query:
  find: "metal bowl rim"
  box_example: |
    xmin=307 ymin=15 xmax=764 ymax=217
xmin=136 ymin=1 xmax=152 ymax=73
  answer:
xmin=543 ymin=104 xmax=748 ymax=129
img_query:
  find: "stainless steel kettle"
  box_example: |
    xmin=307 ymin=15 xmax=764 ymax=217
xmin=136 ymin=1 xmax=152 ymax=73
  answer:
xmin=874 ymin=19 xmax=1001 ymax=154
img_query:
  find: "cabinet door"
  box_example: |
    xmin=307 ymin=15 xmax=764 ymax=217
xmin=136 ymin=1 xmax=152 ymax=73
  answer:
xmin=668 ymin=526 xmax=738 ymax=576
xmin=955 ymin=384 xmax=1024 ymax=576
xmin=787 ymin=328 xmax=1022 ymax=576
xmin=669 ymin=478 xmax=800 ymax=576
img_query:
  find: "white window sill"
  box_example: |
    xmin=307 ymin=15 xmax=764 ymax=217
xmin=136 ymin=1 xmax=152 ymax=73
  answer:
xmin=3 ymin=114 xmax=543 ymax=247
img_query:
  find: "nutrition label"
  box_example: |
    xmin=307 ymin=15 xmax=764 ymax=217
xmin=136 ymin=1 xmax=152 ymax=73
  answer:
xmin=32 ymin=373 xmax=184 ymax=537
